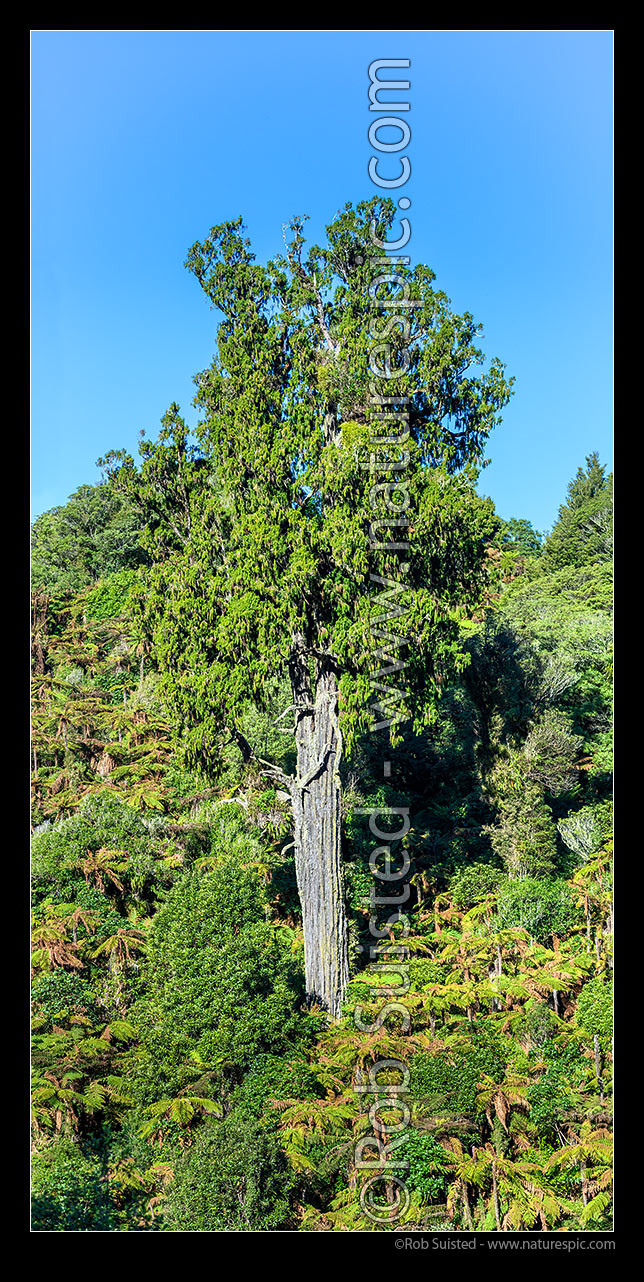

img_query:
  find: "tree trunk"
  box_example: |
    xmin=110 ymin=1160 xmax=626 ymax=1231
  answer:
xmin=594 ymin=1034 xmax=604 ymax=1103
xmin=463 ymin=1185 xmax=474 ymax=1230
xmin=290 ymin=657 xmax=349 ymax=1018
xmin=492 ymin=1163 xmax=502 ymax=1231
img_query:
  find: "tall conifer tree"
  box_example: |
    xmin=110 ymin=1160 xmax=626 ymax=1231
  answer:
xmin=101 ymin=199 xmax=513 ymax=1016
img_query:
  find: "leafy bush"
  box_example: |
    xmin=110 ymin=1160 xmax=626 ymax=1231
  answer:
xmin=496 ymin=878 xmax=577 ymax=945
xmin=410 ymin=1031 xmax=506 ymax=1121
xmin=31 ymin=1140 xmax=113 ymax=1231
xmin=139 ymin=860 xmax=305 ymax=1091
xmin=85 ymin=569 xmax=139 ymax=621
xmin=161 ymin=1111 xmax=292 ymax=1231
xmin=449 ymin=862 xmax=506 ymax=909
xmin=576 ymin=975 xmax=613 ymax=1041
xmin=32 ymin=972 xmax=98 ymax=1026
xmin=400 ymin=1130 xmax=450 ymax=1198
xmin=31 ymin=795 xmax=159 ymax=885
xmin=232 ymin=1053 xmax=321 ymax=1118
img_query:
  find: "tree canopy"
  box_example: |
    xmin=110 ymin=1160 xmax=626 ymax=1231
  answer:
xmin=100 ymin=199 xmax=514 ymax=762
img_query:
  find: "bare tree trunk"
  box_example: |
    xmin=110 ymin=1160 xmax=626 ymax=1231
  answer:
xmin=594 ymin=1034 xmax=604 ymax=1103
xmin=492 ymin=1163 xmax=502 ymax=1231
xmin=290 ymin=657 xmax=349 ymax=1018
xmin=491 ymin=945 xmax=502 ymax=1011
xmin=463 ymin=1185 xmax=474 ymax=1230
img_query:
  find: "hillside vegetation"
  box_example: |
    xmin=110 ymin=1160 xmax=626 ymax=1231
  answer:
xmin=31 ymin=452 xmax=613 ymax=1232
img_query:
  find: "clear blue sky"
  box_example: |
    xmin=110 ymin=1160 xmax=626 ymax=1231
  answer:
xmin=31 ymin=29 xmax=613 ymax=531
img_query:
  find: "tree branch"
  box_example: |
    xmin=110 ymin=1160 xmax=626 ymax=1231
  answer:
xmin=295 ymin=745 xmax=333 ymax=792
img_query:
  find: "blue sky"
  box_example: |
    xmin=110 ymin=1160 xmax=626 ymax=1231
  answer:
xmin=31 ymin=29 xmax=613 ymax=531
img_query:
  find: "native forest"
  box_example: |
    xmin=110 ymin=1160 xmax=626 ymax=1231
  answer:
xmin=30 ymin=201 xmax=613 ymax=1232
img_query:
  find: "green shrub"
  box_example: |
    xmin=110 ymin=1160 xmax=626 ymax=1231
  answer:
xmin=449 ymin=862 xmax=506 ymax=910
xmin=32 ymin=972 xmax=98 ymax=1027
xmin=31 ymin=1140 xmax=113 ymax=1231
xmin=161 ymin=1111 xmax=292 ymax=1231
xmin=138 ymin=860 xmax=305 ymax=1093
xmin=400 ymin=1131 xmax=450 ymax=1199
xmin=576 ymin=975 xmax=613 ymax=1040
xmin=410 ymin=1030 xmax=506 ymax=1121
xmin=496 ymin=877 xmax=577 ymax=946
xmin=85 ymin=569 xmax=138 ymax=621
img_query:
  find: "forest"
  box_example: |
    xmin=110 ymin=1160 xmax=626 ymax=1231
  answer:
xmin=30 ymin=201 xmax=613 ymax=1233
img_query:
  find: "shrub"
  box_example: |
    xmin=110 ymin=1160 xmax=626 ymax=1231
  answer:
xmin=496 ymin=877 xmax=577 ymax=946
xmin=31 ymin=1140 xmax=113 ymax=1231
xmin=139 ymin=860 xmax=305 ymax=1091
xmin=32 ymin=971 xmax=98 ymax=1026
xmin=449 ymin=862 xmax=506 ymax=910
xmin=161 ymin=1111 xmax=292 ymax=1231
xmin=576 ymin=975 xmax=613 ymax=1041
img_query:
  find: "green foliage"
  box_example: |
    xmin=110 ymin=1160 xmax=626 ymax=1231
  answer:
xmin=497 ymin=516 xmax=544 ymax=557
xmin=100 ymin=201 xmax=513 ymax=772
xmin=449 ymin=862 xmax=506 ymax=910
xmin=522 ymin=709 xmax=583 ymax=796
xmin=496 ymin=878 xmax=577 ymax=945
xmin=232 ymin=1053 xmax=321 ymax=1118
xmin=31 ymin=483 xmax=148 ymax=593
xmin=526 ymin=1071 xmax=573 ymax=1137
xmin=30 ymin=239 xmax=611 ymax=1233
xmin=515 ymin=999 xmax=560 ymax=1050
xmin=31 ymin=794 xmax=159 ymax=887
xmin=410 ymin=1031 xmax=506 ymax=1120
xmin=32 ymin=971 xmax=98 ymax=1027
xmin=85 ymin=570 xmax=139 ymax=622
xmin=31 ymin=1140 xmax=114 ymax=1231
xmin=576 ymin=976 xmax=613 ymax=1041
xmin=400 ymin=1131 xmax=450 ymax=1198
xmin=541 ymin=453 xmax=612 ymax=570
xmin=462 ymin=616 xmax=538 ymax=754
xmin=488 ymin=775 xmax=559 ymax=879
xmin=139 ymin=860 xmax=304 ymax=1089
xmin=161 ymin=1111 xmax=293 ymax=1231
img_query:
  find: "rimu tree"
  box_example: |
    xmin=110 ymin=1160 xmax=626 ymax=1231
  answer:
xmin=100 ymin=199 xmax=514 ymax=1018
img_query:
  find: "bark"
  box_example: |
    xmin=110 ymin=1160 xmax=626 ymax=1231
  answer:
xmin=290 ymin=654 xmax=349 ymax=1018
xmin=594 ymin=1034 xmax=604 ymax=1103
xmin=492 ymin=945 xmax=502 ymax=1012
xmin=462 ymin=1185 xmax=474 ymax=1230
xmin=492 ymin=1163 xmax=502 ymax=1231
